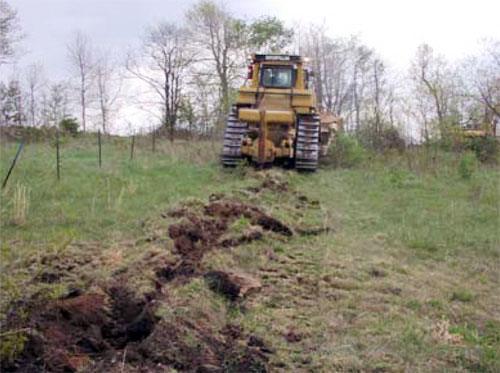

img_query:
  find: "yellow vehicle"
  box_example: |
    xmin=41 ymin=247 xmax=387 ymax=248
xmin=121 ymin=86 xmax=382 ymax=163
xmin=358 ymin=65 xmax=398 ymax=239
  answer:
xmin=221 ymin=54 xmax=342 ymax=171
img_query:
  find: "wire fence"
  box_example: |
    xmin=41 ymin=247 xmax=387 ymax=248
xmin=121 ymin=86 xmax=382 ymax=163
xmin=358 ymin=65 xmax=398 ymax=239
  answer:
xmin=0 ymin=131 xmax=222 ymax=187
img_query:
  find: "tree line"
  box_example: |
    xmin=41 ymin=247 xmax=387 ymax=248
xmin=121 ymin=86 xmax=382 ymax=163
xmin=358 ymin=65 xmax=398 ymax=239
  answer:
xmin=0 ymin=0 xmax=499 ymax=144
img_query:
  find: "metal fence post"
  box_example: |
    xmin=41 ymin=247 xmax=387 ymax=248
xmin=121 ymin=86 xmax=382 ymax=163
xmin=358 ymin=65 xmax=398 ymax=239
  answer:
xmin=2 ymin=139 xmax=25 ymax=189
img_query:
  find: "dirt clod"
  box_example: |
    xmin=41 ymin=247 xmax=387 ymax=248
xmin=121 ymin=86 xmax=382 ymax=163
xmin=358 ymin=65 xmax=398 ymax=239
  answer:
xmin=285 ymin=328 xmax=305 ymax=343
xmin=205 ymin=201 xmax=292 ymax=236
xmin=204 ymin=271 xmax=261 ymax=300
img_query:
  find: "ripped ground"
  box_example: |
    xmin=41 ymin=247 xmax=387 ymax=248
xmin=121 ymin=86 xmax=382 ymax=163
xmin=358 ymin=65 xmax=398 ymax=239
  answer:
xmin=2 ymin=165 xmax=499 ymax=373
xmin=1 ymin=171 xmax=330 ymax=373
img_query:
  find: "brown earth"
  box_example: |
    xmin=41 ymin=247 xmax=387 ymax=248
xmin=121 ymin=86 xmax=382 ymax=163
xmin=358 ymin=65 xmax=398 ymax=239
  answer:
xmin=1 ymin=175 xmax=328 ymax=372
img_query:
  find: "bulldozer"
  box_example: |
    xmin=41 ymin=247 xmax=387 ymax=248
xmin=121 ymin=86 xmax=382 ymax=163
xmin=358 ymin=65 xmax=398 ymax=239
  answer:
xmin=221 ymin=54 xmax=343 ymax=171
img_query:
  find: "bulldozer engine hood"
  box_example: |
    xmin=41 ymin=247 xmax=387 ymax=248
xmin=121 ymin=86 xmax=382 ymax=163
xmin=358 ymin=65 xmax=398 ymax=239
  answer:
xmin=236 ymin=88 xmax=315 ymax=111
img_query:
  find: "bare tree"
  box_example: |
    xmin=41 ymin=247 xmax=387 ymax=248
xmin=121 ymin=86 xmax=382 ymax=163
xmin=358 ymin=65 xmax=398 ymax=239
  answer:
xmin=186 ymin=0 xmax=246 ymax=126
xmin=24 ymin=63 xmax=45 ymax=127
xmin=95 ymin=51 xmax=121 ymax=134
xmin=410 ymin=44 xmax=452 ymax=126
xmin=464 ymin=40 xmax=500 ymax=125
xmin=67 ymin=31 xmax=94 ymax=132
xmin=126 ymin=22 xmax=196 ymax=141
xmin=300 ymin=27 xmax=404 ymax=141
xmin=302 ymin=24 xmax=327 ymax=109
xmin=370 ymin=58 xmax=384 ymax=133
xmin=350 ymin=45 xmax=373 ymax=131
xmin=185 ymin=72 xmax=219 ymax=134
xmin=0 ymin=0 xmax=23 ymax=66
xmin=40 ymin=82 xmax=70 ymax=127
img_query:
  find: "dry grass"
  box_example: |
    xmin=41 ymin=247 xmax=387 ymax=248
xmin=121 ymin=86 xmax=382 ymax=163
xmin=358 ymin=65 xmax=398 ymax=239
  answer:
xmin=11 ymin=183 xmax=30 ymax=226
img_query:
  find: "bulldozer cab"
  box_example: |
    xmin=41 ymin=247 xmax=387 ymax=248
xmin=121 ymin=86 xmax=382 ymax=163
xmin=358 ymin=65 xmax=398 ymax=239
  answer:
xmin=247 ymin=54 xmax=307 ymax=91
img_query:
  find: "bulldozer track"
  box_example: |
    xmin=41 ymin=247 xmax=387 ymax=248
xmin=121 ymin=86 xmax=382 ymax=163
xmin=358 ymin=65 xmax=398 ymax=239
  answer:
xmin=221 ymin=107 xmax=247 ymax=167
xmin=295 ymin=114 xmax=320 ymax=171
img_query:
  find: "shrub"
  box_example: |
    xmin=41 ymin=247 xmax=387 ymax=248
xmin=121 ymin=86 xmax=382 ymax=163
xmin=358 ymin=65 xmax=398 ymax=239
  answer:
xmin=0 ymin=125 xmax=58 ymax=142
xmin=451 ymin=288 xmax=476 ymax=302
xmin=59 ymin=118 xmax=79 ymax=135
xmin=388 ymin=168 xmax=419 ymax=188
xmin=357 ymin=126 xmax=406 ymax=153
xmin=469 ymin=136 xmax=499 ymax=164
xmin=458 ymin=153 xmax=477 ymax=180
xmin=323 ymin=134 xmax=367 ymax=168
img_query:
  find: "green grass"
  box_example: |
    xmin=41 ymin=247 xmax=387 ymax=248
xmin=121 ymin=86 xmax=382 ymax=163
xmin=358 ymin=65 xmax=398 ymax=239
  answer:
xmin=1 ymin=136 xmax=499 ymax=372
xmin=0 ymin=136 xmax=238 ymax=246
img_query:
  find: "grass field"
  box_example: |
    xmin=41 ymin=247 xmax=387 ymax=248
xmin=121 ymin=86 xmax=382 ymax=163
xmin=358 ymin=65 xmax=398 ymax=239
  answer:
xmin=0 ymin=135 xmax=499 ymax=372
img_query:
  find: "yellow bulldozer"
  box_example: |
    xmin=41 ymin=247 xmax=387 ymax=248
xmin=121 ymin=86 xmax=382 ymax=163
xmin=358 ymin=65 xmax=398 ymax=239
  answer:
xmin=221 ymin=54 xmax=343 ymax=171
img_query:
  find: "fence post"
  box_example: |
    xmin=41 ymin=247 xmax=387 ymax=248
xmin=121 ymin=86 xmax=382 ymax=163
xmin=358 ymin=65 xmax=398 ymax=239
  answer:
xmin=130 ymin=135 xmax=135 ymax=161
xmin=152 ymin=129 xmax=156 ymax=153
xmin=2 ymin=139 xmax=25 ymax=189
xmin=56 ymin=133 xmax=61 ymax=181
xmin=98 ymin=130 xmax=102 ymax=168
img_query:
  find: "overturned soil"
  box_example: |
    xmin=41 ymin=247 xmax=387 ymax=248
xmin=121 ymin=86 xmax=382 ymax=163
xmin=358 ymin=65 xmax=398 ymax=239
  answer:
xmin=166 ymin=199 xmax=293 ymax=273
xmin=2 ymin=175 xmax=327 ymax=372
xmin=4 ymin=283 xmax=269 ymax=373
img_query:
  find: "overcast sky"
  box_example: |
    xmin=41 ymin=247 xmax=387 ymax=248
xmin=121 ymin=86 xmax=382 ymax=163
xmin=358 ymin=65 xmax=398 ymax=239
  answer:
xmin=7 ymin=0 xmax=500 ymax=81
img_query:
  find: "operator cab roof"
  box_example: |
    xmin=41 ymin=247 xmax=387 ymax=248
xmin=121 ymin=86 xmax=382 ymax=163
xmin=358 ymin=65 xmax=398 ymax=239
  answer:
xmin=253 ymin=54 xmax=303 ymax=62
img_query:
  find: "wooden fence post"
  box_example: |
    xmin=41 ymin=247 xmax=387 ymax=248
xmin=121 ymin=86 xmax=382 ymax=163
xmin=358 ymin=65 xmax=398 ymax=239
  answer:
xmin=98 ymin=130 xmax=102 ymax=168
xmin=56 ymin=133 xmax=61 ymax=181
xmin=130 ymin=135 xmax=135 ymax=161
xmin=152 ymin=129 xmax=156 ymax=153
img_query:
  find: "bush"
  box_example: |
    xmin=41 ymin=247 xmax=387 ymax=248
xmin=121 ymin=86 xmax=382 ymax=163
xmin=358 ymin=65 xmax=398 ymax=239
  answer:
xmin=458 ymin=153 xmax=477 ymax=180
xmin=323 ymin=134 xmax=367 ymax=168
xmin=0 ymin=125 xmax=58 ymax=142
xmin=469 ymin=136 xmax=499 ymax=164
xmin=357 ymin=126 xmax=406 ymax=153
xmin=59 ymin=118 xmax=79 ymax=135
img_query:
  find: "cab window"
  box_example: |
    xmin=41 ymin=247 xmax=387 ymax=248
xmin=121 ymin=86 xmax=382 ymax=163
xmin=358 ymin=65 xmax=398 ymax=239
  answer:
xmin=260 ymin=66 xmax=296 ymax=88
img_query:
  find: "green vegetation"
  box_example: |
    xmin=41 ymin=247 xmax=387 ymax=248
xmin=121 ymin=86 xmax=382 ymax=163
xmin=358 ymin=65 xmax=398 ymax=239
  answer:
xmin=458 ymin=152 xmax=478 ymax=180
xmin=1 ymin=135 xmax=499 ymax=372
xmin=0 ymin=135 xmax=229 ymax=246
xmin=322 ymin=133 xmax=367 ymax=168
xmin=58 ymin=117 xmax=79 ymax=135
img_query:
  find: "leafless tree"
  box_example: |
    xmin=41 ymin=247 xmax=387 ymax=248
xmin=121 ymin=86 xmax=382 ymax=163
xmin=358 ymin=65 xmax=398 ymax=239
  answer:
xmin=95 ymin=51 xmax=122 ymax=134
xmin=370 ymin=58 xmax=385 ymax=133
xmin=350 ymin=45 xmax=373 ymax=131
xmin=24 ymin=63 xmax=45 ymax=127
xmin=0 ymin=0 xmax=23 ymax=66
xmin=186 ymin=0 xmax=246 ymax=126
xmin=40 ymin=81 xmax=71 ymax=127
xmin=410 ymin=44 xmax=453 ymax=126
xmin=301 ymin=29 xmax=394 ymax=133
xmin=126 ymin=22 xmax=196 ymax=141
xmin=301 ymin=24 xmax=327 ymax=109
xmin=185 ymin=72 xmax=220 ymax=134
xmin=461 ymin=40 xmax=500 ymax=131
xmin=67 ymin=31 xmax=94 ymax=132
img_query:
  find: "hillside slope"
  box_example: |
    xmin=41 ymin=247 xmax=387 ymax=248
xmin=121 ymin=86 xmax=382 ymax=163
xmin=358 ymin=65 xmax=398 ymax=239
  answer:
xmin=1 ymin=139 xmax=498 ymax=372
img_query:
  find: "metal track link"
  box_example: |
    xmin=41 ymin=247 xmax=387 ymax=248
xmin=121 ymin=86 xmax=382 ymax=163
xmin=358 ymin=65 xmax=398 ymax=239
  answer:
xmin=295 ymin=114 xmax=320 ymax=171
xmin=221 ymin=107 xmax=247 ymax=167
